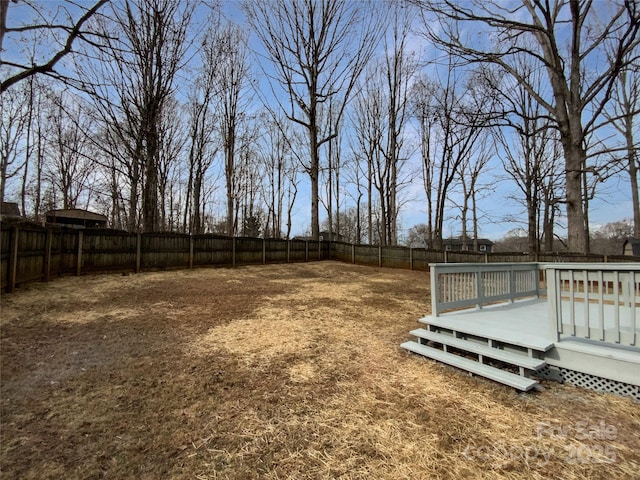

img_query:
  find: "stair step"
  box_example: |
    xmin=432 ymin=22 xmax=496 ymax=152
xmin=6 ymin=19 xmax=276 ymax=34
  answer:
xmin=418 ymin=315 xmax=554 ymax=352
xmin=401 ymin=341 xmax=540 ymax=392
xmin=410 ymin=328 xmax=546 ymax=371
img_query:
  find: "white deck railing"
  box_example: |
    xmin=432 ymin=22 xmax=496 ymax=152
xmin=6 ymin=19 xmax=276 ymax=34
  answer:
xmin=430 ymin=263 xmax=544 ymax=316
xmin=546 ymin=264 xmax=639 ymax=347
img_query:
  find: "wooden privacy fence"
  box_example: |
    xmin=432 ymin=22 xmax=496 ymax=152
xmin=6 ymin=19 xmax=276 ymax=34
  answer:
xmin=2 ymin=225 xmax=638 ymax=292
xmin=328 ymin=241 xmax=638 ymax=271
xmin=1 ymin=225 xmax=327 ymax=292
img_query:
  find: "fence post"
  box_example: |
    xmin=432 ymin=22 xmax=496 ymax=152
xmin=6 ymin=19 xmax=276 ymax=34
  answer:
xmin=410 ymin=247 xmax=414 ymax=270
xmin=352 ymin=243 xmax=355 ymax=264
xmin=232 ymin=236 xmax=236 ymax=267
xmin=305 ymin=241 xmax=309 ymax=262
xmin=287 ymin=240 xmax=290 ymax=263
xmin=76 ymin=230 xmax=83 ymax=276
xmin=263 ymin=238 xmax=266 ymax=264
xmin=44 ymin=229 xmax=52 ymax=282
xmin=378 ymin=245 xmax=382 ymax=268
xmin=136 ymin=233 xmax=142 ymax=273
xmin=189 ymin=235 xmax=194 ymax=269
xmin=444 ymin=250 xmax=448 ymax=263
xmin=7 ymin=226 xmax=19 ymax=293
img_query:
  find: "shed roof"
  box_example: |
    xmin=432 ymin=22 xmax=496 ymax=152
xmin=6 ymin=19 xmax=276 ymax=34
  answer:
xmin=1 ymin=202 xmax=21 ymax=216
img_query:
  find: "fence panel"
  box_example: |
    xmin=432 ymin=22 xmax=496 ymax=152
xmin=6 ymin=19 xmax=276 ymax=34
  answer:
xmin=288 ymin=239 xmax=308 ymax=262
xmin=265 ymin=238 xmax=288 ymax=263
xmin=381 ymin=245 xmax=411 ymax=269
xmin=51 ymin=230 xmax=79 ymax=276
xmin=353 ymin=244 xmax=379 ymax=266
xmin=330 ymin=242 xmax=352 ymax=263
xmin=82 ymin=230 xmax=137 ymax=272
xmin=141 ymin=233 xmax=190 ymax=269
xmin=235 ymin=237 xmax=263 ymax=265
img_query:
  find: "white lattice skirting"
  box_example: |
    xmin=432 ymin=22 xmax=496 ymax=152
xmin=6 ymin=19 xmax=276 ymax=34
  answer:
xmin=535 ymin=366 xmax=640 ymax=401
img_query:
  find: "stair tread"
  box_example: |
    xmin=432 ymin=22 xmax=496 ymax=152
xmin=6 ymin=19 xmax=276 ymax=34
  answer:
xmin=410 ymin=328 xmax=546 ymax=370
xmin=418 ymin=315 xmax=554 ymax=352
xmin=401 ymin=341 xmax=540 ymax=391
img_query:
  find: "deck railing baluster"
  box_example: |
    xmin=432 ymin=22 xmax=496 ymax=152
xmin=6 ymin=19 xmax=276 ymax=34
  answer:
xmin=631 ymin=271 xmax=637 ymax=346
xmin=598 ymin=270 xmax=605 ymax=341
xmin=583 ymin=270 xmax=590 ymax=338
xmin=614 ymin=271 xmax=621 ymax=344
xmin=569 ymin=270 xmax=576 ymax=336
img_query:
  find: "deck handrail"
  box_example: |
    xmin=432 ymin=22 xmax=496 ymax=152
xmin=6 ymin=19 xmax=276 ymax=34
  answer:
xmin=545 ymin=263 xmax=639 ymax=347
xmin=429 ymin=263 xmax=544 ymax=317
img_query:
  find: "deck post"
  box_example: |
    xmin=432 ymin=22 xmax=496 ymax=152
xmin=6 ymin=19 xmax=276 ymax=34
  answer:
xmin=430 ymin=264 xmax=439 ymax=317
xmin=546 ymin=266 xmax=561 ymax=342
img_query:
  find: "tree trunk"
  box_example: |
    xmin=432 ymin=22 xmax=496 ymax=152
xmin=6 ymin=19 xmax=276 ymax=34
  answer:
xmin=562 ymin=137 xmax=588 ymax=252
xmin=627 ymin=125 xmax=640 ymax=237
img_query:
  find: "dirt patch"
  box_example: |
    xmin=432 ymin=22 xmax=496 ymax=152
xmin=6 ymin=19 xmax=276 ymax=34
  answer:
xmin=1 ymin=261 xmax=638 ymax=479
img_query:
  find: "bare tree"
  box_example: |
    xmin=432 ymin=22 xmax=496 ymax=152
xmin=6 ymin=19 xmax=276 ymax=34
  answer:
xmin=183 ymin=16 xmax=223 ymax=234
xmin=604 ymin=63 xmax=640 ymax=236
xmin=44 ymin=90 xmax=96 ymax=210
xmin=381 ymin=4 xmax=417 ymax=245
xmin=454 ymin=134 xmax=493 ymax=251
xmin=258 ymin=113 xmax=300 ymax=238
xmin=244 ymin=0 xmax=381 ymax=240
xmin=157 ymin=96 xmax=187 ymax=231
xmin=79 ymin=0 xmax=196 ymax=232
xmin=486 ymin=56 xmax=564 ymax=253
xmin=414 ymin=0 xmax=640 ymax=253
xmin=0 ymin=79 xmax=29 ymax=204
xmin=215 ymin=22 xmax=251 ymax=237
xmin=412 ymin=59 xmax=489 ymax=250
xmin=1 ymin=0 xmax=108 ymax=93
xmin=350 ymin=70 xmax=384 ymax=244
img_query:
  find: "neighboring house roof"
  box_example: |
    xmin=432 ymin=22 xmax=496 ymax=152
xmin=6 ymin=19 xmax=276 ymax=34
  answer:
xmin=294 ymin=231 xmax=345 ymax=242
xmin=442 ymin=237 xmax=494 ymax=246
xmin=46 ymin=208 xmax=107 ymax=223
xmin=46 ymin=209 xmax=108 ymax=229
xmin=623 ymin=238 xmax=640 ymax=256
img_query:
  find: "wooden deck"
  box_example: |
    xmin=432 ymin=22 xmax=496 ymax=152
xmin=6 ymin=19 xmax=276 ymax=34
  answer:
xmin=414 ymin=296 xmax=640 ymax=388
xmin=422 ymin=296 xmax=640 ymax=348
xmin=404 ymin=263 xmax=640 ymax=394
xmin=420 ymin=298 xmax=553 ymax=351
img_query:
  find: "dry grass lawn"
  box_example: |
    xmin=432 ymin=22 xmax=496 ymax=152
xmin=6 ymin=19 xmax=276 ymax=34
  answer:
xmin=1 ymin=261 xmax=639 ymax=479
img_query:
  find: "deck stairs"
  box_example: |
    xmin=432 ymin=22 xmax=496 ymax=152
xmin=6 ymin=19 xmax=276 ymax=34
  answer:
xmin=401 ymin=315 xmax=554 ymax=392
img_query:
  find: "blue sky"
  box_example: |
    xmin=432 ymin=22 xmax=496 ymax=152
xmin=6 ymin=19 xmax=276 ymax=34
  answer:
xmin=2 ymin=0 xmax=636 ymax=241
